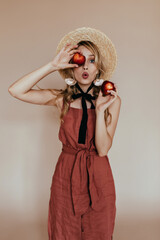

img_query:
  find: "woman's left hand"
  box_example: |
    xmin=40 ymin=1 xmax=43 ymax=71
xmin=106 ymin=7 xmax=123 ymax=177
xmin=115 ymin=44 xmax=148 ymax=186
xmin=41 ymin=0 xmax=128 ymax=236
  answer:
xmin=95 ymin=84 xmax=119 ymax=113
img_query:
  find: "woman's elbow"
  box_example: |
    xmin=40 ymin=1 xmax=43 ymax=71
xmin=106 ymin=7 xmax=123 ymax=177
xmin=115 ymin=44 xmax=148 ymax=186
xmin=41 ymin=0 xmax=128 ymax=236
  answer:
xmin=97 ymin=144 xmax=112 ymax=157
xmin=97 ymin=149 xmax=109 ymax=157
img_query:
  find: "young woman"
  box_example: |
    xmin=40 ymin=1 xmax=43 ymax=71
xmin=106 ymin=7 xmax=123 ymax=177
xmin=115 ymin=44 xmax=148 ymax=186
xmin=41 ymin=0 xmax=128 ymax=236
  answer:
xmin=8 ymin=27 xmax=121 ymax=240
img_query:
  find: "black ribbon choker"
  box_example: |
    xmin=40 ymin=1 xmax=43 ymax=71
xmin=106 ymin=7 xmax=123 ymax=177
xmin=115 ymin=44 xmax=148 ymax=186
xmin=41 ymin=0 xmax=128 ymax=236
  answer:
xmin=72 ymin=82 xmax=96 ymax=144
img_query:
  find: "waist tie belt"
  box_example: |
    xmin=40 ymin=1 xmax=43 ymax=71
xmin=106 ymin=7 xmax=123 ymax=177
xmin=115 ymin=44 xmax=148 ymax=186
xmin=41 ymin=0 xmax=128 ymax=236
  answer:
xmin=62 ymin=144 xmax=102 ymax=216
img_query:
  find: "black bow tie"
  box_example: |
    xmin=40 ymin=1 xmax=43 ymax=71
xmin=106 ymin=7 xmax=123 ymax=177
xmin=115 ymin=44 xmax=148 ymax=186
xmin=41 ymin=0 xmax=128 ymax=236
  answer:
xmin=72 ymin=82 xmax=96 ymax=144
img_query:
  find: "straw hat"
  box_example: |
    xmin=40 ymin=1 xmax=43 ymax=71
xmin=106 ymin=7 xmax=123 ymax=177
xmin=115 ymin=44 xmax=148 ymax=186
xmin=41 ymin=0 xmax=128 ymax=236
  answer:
xmin=56 ymin=27 xmax=117 ymax=80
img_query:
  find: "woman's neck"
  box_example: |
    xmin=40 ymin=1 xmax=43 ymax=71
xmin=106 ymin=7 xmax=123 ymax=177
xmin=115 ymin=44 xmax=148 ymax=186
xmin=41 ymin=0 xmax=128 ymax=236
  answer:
xmin=76 ymin=82 xmax=94 ymax=95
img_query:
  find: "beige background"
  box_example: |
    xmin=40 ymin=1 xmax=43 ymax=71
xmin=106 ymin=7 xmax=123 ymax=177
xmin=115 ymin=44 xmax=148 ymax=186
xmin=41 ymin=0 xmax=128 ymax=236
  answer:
xmin=1 ymin=0 xmax=160 ymax=239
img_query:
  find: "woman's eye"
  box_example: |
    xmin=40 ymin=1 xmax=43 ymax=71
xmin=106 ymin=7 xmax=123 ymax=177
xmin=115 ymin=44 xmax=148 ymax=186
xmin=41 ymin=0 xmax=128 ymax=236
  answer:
xmin=90 ymin=59 xmax=95 ymax=63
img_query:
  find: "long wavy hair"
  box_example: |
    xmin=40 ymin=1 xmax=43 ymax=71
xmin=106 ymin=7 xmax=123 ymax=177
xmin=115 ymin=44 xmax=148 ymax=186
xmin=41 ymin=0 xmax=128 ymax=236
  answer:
xmin=37 ymin=40 xmax=112 ymax=126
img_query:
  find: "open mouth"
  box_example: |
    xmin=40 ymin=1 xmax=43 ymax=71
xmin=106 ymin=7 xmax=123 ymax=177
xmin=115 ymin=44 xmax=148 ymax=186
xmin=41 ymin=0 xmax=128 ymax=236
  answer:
xmin=82 ymin=72 xmax=89 ymax=78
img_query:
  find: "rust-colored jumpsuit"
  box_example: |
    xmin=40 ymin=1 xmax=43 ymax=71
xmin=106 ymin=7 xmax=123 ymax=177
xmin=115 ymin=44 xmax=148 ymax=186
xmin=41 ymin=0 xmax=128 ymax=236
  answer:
xmin=48 ymin=101 xmax=116 ymax=240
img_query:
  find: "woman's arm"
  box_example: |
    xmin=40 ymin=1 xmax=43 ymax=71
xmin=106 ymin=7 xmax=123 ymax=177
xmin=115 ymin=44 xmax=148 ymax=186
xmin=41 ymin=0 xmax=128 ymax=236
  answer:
xmin=8 ymin=43 xmax=80 ymax=106
xmin=95 ymin=92 xmax=121 ymax=157
xmin=8 ymin=62 xmax=60 ymax=106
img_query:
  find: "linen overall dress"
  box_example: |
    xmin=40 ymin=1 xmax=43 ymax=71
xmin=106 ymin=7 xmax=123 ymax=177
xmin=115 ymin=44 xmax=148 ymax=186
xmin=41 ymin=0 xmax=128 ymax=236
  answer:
xmin=48 ymin=100 xmax=116 ymax=240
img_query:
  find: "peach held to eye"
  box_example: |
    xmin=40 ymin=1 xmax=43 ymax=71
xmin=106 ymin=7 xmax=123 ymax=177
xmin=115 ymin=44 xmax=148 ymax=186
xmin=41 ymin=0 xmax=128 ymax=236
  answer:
xmin=101 ymin=80 xmax=116 ymax=96
xmin=71 ymin=52 xmax=86 ymax=65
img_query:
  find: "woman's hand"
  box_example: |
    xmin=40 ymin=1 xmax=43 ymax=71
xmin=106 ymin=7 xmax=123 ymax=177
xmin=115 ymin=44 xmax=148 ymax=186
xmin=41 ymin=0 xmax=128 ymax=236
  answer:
xmin=95 ymin=84 xmax=119 ymax=113
xmin=50 ymin=43 xmax=81 ymax=70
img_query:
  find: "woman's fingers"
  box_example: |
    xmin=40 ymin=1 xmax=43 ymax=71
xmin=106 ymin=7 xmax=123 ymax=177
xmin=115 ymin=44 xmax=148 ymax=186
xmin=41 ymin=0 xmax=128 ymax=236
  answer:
xmin=65 ymin=63 xmax=79 ymax=69
xmin=114 ymin=83 xmax=118 ymax=94
xmin=60 ymin=43 xmax=70 ymax=52
xmin=108 ymin=89 xmax=118 ymax=96
xmin=108 ymin=90 xmax=117 ymax=101
xmin=63 ymin=43 xmax=71 ymax=51
xmin=69 ymin=49 xmax=81 ymax=55
xmin=66 ymin=44 xmax=78 ymax=52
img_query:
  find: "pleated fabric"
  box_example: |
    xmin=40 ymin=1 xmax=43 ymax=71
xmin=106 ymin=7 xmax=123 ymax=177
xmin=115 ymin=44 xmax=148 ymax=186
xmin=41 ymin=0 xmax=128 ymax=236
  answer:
xmin=48 ymin=101 xmax=116 ymax=240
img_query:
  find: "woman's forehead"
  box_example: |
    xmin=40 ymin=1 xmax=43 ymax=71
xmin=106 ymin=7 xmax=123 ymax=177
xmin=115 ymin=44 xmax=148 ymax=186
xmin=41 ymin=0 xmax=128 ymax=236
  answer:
xmin=78 ymin=45 xmax=95 ymax=56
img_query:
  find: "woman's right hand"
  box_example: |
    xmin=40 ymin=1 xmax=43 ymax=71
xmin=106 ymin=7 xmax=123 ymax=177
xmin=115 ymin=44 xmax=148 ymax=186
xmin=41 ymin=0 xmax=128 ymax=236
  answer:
xmin=50 ymin=43 xmax=81 ymax=70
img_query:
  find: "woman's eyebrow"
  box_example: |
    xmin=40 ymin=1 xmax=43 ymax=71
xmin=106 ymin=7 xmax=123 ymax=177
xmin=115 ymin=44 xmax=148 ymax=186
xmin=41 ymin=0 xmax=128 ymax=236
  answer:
xmin=85 ymin=54 xmax=95 ymax=58
xmin=86 ymin=54 xmax=95 ymax=58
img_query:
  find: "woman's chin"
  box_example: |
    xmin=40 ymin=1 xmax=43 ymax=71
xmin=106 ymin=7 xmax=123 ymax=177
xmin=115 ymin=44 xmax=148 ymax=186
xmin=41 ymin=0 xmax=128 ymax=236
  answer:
xmin=77 ymin=78 xmax=94 ymax=85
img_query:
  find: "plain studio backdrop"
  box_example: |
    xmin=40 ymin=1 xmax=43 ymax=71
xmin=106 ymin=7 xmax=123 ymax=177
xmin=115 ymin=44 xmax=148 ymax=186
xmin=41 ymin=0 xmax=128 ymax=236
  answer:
xmin=1 ymin=0 xmax=160 ymax=239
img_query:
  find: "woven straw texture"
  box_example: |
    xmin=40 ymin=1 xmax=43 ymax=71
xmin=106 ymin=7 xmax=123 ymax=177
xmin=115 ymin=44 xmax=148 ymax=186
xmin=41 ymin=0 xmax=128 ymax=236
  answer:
xmin=56 ymin=27 xmax=117 ymax=80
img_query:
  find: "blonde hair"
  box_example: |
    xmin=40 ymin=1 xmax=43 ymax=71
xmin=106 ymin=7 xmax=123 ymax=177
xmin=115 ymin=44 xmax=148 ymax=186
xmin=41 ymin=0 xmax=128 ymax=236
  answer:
xmin=37 ymin=40 xmax=112 ymax=126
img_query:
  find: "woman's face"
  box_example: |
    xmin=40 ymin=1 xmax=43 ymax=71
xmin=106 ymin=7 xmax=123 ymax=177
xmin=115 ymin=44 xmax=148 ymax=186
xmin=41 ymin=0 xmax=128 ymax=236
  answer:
xmin=73 ymin=45 xmax=98 ymax=86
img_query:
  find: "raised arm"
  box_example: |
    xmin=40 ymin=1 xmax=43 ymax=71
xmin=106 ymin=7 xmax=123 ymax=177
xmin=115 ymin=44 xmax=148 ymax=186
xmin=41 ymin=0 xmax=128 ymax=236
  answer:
xmin=8 ymin=43 xmax=81 ymax=107
xmin=8 ymin=62 xmax=61 ymax=106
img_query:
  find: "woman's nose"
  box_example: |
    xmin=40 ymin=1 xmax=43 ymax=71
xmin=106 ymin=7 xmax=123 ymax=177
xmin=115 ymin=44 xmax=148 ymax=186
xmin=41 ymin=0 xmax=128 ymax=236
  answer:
xmin=83 ymin=66 xmax=88 ymax=70
xmin=83 ymin=62 xmax=88 ymax=70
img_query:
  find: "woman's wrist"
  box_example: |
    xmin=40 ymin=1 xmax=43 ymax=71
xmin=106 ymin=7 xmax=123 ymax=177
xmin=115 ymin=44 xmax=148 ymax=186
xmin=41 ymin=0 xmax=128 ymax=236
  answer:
xmin=46 ymin=62 xmax=59 ymax=73
xmin=95 ymin=107 xmax=105 ymax=117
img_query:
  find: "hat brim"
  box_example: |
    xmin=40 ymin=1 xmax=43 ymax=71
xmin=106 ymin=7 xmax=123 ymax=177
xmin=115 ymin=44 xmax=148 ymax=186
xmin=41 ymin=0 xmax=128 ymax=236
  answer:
xmin=56 ymin=27 xmax=117 ymax=80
